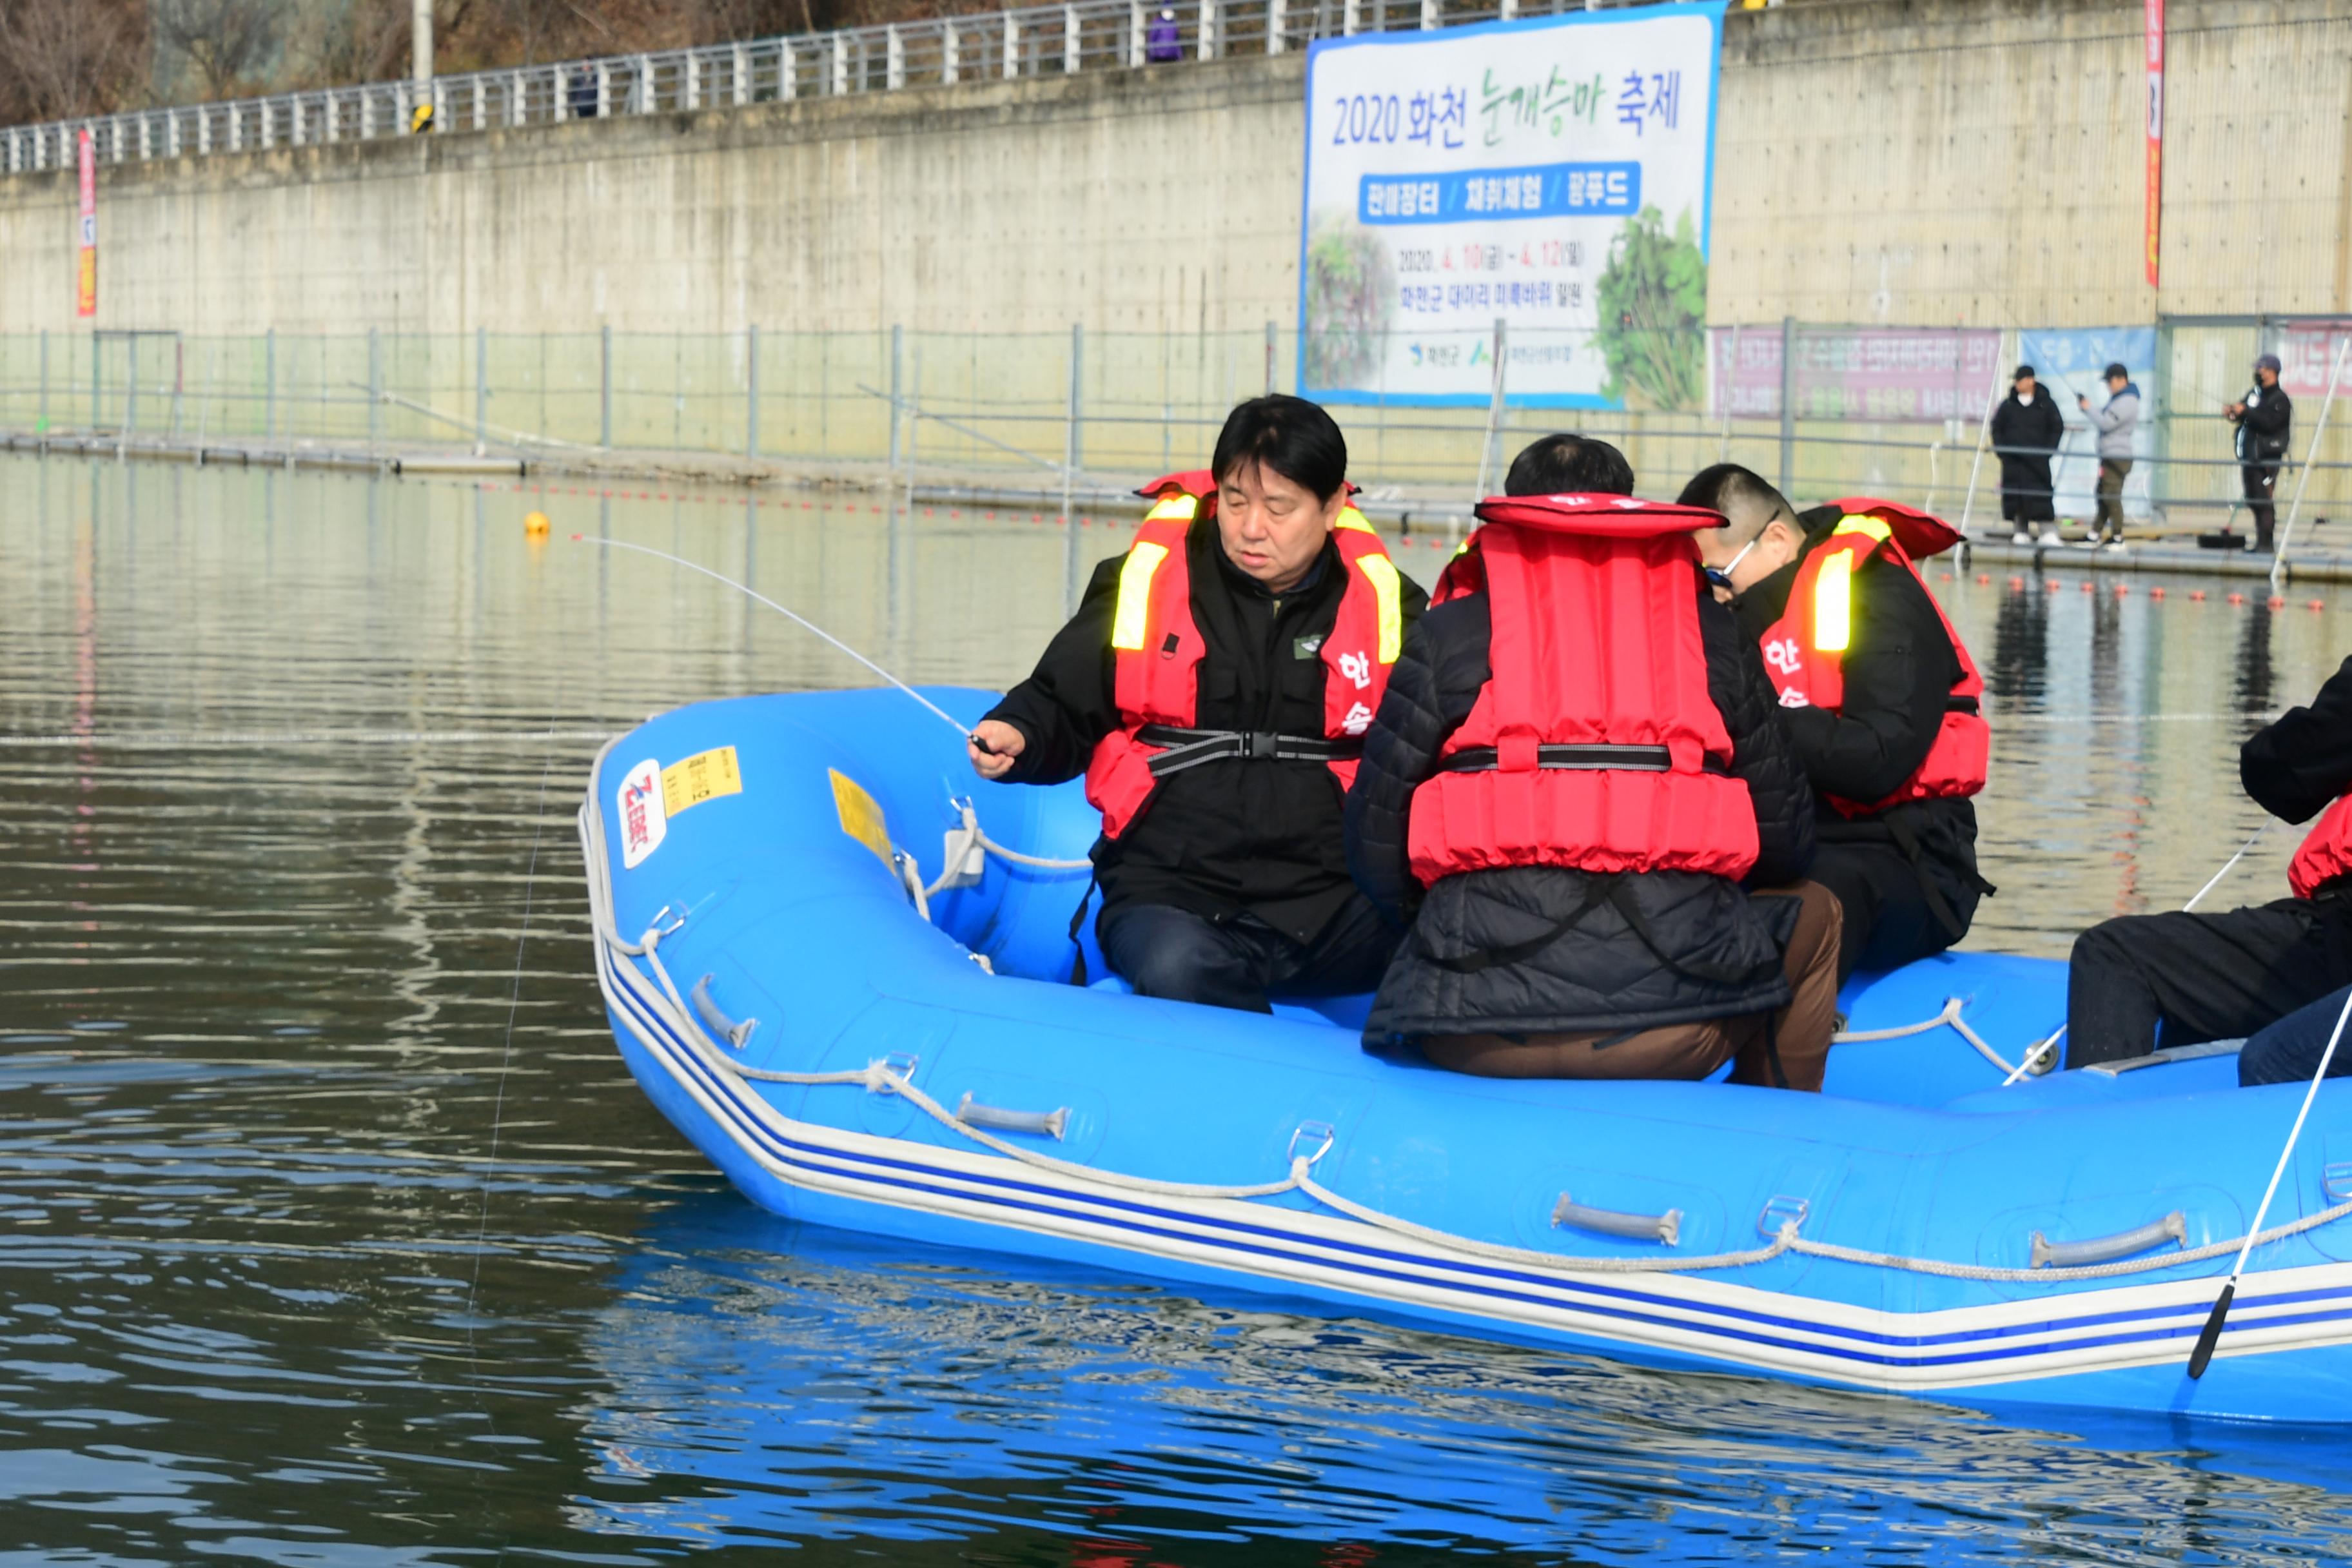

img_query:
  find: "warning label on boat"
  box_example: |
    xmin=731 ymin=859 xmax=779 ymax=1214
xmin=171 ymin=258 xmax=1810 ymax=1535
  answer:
xmin=661 ymin=746 xmax=742 ymax=818
xmin=616 ymin=757 xmax=667 ymax=869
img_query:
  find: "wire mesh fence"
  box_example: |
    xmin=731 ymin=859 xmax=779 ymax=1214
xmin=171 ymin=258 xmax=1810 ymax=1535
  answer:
xmin=5 ymin=320 xmax=2352 ymax=543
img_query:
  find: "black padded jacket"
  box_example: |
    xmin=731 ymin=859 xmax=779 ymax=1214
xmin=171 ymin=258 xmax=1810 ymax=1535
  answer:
xmin=1346 ymin=568 xmax=1816 ymax=1044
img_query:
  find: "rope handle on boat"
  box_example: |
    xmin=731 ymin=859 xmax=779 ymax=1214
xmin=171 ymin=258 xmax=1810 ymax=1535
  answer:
xmin=1830 ymin=994 xmax=2063 ymax=1084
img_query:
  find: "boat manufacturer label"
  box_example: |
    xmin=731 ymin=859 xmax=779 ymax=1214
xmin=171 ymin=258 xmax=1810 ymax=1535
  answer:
xmin=661 ymin=745 xmax=741 ymax=818
xmin=829 ymin=769 xmax=895 ymax=868
xmin=616 ymin=756 xmax=668 ymax=869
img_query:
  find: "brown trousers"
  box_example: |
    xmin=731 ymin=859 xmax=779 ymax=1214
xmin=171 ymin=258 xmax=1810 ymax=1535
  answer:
xmin=1419 ymin=881 xmax=1845 ymax=1092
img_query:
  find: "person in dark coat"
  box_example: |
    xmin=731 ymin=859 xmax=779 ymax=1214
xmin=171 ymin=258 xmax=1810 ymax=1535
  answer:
xmin=972 ymin=396 xmax=1427 ymax=1013
xmin=2069 ymin=657 xmax=2352 ymax=1073
xmin=1345 ymin=435 xmax=1837 ymax=1090
xmin=1681 ymin=466 xmax=1992 ymax=982
xmin=2226 ymin=354 xmax=2293 ymax=552
xmin=1988 ymin=364 xmax=2066 ymax=544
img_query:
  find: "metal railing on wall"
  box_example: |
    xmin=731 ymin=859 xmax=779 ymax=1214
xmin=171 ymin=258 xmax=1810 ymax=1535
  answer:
xmin=0 ymin=0 xmax=1651 ymax=176
xmin=6 ymin=321 xmax=2351 ymax=552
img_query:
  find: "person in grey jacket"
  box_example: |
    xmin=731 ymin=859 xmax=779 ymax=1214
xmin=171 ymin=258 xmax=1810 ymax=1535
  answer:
xmin=2077 ymin=362 xmax=2141 ymax=549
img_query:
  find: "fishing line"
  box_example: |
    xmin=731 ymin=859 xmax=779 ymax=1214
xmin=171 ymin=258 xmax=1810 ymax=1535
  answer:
xmin=571 ymin=534 xmax=985 ymax=747
xmin=2182 ymin=821 xmax=2272 ymax=912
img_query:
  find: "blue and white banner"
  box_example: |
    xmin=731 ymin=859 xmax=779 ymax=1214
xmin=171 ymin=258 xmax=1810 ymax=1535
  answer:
xmin=1298 ymin=1 xmax=1725 ymax=409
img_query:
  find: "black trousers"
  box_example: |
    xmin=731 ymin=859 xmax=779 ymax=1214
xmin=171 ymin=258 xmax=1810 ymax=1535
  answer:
xmin=2242 ymin=462 xmax=2280 ymax=545
xmin=1810 ymin=838 xmax=1977 ymax=983
xmin=1099 ymin=892 xmax=1400 ymax=1013
xmin=2066 ymin=894 xmax=2352 ymax=1068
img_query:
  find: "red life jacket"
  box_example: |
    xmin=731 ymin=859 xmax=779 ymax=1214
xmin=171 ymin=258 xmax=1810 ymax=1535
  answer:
xmin=2289 ymin=797 xmax=2352 ymax=898
xmin=1083 ymin=476 xmax=1406 ymax=840
xmin=1758 ymin=504 xmax=1989 ymax=817
xmin=1407 ymin=494 xmax=1759 ymax=888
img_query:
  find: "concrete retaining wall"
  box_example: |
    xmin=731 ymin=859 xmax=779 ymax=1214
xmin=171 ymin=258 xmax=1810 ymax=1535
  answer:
xmin=1 ymin=0 xmax=2346 ymax=338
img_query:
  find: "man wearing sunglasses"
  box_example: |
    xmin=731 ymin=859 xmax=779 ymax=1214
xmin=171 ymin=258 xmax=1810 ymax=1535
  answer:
xmin=1679 ymin=464 xmax=1992 ymax=982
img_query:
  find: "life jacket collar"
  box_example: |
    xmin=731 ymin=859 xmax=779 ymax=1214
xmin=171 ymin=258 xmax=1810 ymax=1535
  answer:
xmin=1825 ymin=496 xmax=1965 ymax=559
xmin=1473 ymin=493 xmax=1730 ymax=538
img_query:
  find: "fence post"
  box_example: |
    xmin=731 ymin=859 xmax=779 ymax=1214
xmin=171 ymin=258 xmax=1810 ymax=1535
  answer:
xmin=266 ymin=326 xmax=277 ymax=440
xmin=475 ymin=324 xmax=488 ymax=447
xmin=1475 ymin=317 xmax=1508 ymax=500
xmin=1130 ymin=1 xmax=1145 ymax=65
xmin=90 ymin=331 xmax=100 ymax=431
xmin=1199 ymin=0 xmax=1219 ymax=59
xmin=38 ymin=328 xmax=48 ymax=432
xmin=368 ymin=327 xmax=382 ymax=447
xmin=126 ymin=336 xmax=139 ymax=436
xmin=1777 ymin=314 xmax=1795 ymax=496
xmin=747 ymin=324 xmax=761 ymax=457
xmin=1269 ymin=0 xmax=1286 ymax=52
xmin=1420 ymin=0 xmax=1438 ymax=28
xmin=888 ymin=322 xmax=904 ymax=472
xmin=600 ymin=324 xmax=614 ymax=447
xmin=1004 ymin=13 xmax=1020 ymax=78
xmin=1064 ymin=5 xmax=1080 ymax=72
xmin=1063 ymin=322 xmax=1084 ymax=614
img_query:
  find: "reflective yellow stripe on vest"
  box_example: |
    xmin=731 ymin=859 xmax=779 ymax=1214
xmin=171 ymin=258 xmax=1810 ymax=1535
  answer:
xmin=1334 ymin=504 xmax=1376 ymax=534
xmin=1357 ymin=553 xmax=1403 ymax=664
xmin=1812 ymin=547 xmax=1854 ymax=654
xmin=1111 ymin=542 xmax=1172 ymax=651
xmin=1146 ymin=495 xmax=1199 ymax=525
xmin=1834 ymin=514 xmax=1892 ymax=544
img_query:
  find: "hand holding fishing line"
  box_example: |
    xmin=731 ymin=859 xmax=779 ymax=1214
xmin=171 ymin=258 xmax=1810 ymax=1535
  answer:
xmin=569 ymin=534 xmax=1003 ymax=756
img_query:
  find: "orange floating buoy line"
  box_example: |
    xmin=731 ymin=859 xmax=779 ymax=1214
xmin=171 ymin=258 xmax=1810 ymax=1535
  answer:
xmin=524 ymin=510 xmax=551 ymax=538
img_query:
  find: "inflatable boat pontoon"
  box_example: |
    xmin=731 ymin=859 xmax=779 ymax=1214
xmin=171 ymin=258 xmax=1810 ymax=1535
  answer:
xmin=582 ymin=687 xmax=2352 ymax=1424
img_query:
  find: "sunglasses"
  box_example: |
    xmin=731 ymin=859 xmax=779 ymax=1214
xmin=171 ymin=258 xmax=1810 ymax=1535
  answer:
xmin=1703 ymin=534 xmax=1761 ymax=591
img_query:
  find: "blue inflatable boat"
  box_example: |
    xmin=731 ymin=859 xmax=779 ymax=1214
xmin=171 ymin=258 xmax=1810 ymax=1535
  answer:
xmin=582 ymin=686 xmax=2352 ymax=1424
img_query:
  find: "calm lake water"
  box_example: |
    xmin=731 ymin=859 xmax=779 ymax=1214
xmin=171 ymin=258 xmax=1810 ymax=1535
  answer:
xmin=2 ymin=453 xmax=2349 ymax=1564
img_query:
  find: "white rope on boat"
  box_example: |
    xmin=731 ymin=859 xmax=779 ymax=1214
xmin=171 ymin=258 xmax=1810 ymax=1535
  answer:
xmin=1832 ymin=995 xmax=2025 ymax=1079
xmin=920 ymin=800 xmax=1091 ymax=902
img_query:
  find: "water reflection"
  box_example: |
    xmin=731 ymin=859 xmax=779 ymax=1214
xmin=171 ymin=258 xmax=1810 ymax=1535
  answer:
xmin=0 ymin=453 xmax=2348 ymax=1561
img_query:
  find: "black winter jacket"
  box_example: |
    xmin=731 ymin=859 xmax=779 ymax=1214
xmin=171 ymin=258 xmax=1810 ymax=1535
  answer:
xmin=1732 ymin=509 xmax=1985 ymax=925
xmin=1989 ymin=388 xmax=2066 ymax=459
xmin=2243 ymin=654 xmax=2352 ymax=826
xmin=2234 ymin=382 xmax=2293 ymax=466
xmin=986 ymin=518 xmax=1427 ymax=944
xmin=1346 ymin=570 xmax=1816 ymax=1043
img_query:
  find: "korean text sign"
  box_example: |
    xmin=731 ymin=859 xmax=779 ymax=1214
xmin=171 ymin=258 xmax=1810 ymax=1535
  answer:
xmin=76 ymin=130 xmax=96 ymax=318
xmin=1298 ymin=1 xmax=1725 ymax=409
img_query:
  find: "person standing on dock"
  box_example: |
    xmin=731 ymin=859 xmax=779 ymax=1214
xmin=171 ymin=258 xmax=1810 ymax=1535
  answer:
xmin=2225 ymin=354 xmax=2293 ymax=553
xmin=1990 ymin=365 xmax=2066 ymax=546
xmin=2078 ymin=362 xmax=2140 ymax=551
xmin=1680 ymin=466 xmax=1992 ymax=982
xmin=1344 ymin=436 xmax=1839 ymax=1090
xmin=967 ymin=396 xmax=1426 ymax=1012
xmin=2068 ymin=657 xmax=2352 ymax=1074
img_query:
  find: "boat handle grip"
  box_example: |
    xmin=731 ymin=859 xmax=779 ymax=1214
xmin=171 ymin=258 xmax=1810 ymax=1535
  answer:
xmin=2030 ymin=1210 xmax=2186 ymax=1269
xmin=1553 ymin=1193 xmax=1681 ymax=1248
xmin=689 ymin=974 xmax=757 ymax=1050
xmin=956 ymin=1092 xmax=1068 ymax=1141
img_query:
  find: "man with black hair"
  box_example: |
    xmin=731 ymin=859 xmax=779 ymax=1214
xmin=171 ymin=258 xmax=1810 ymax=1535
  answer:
xmin=1344 ymin=435 xmax=1838 ymax=1089
xmin=970 ymin=395 xmax=1427 ymax=1012
xmin=2226 ymin=355 xmax=2293 ymax=553
xmin=1681 ymin=464 xmax=1990 ymax=982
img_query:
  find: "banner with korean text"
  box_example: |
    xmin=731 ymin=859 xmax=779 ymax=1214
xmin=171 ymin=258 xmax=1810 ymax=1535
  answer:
xmin=1298 ymin=1 xmax=1725 ymax=409
xmin=76 ymin=129 xmax=96 ymax=318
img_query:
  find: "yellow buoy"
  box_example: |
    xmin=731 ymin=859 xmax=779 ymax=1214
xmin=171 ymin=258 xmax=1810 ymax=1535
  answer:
xmin=524 ymin=511 xmax=551 ymax=537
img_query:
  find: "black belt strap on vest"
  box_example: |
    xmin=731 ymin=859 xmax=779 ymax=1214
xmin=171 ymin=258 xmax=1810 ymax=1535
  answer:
xmin=1064 ymin=871 xmax=1100 ymax=986
xmin=1881 ymin=812 xmax=1997 ymax=943
xmin=1137 ymin=723 xmax=1363 ymax=778
xmin=1439 ymin=743 xmax=1731 ymax=776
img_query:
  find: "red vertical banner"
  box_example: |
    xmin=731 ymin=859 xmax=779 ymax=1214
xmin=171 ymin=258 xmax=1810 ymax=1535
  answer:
xmin=75 ymin=128 xmax=97 ymax=318
xmin=2144 ymin=0 xmax=2164 ymax=289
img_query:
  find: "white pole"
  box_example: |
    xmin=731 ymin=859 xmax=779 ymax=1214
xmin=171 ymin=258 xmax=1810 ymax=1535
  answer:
xmin=1955 ymin=356 xmax=2009 ymax=538
xmin=2269 ymin=334 xmax=2351 ymax=591
xmin=412 ymin=0 xmax=433 ymax=84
